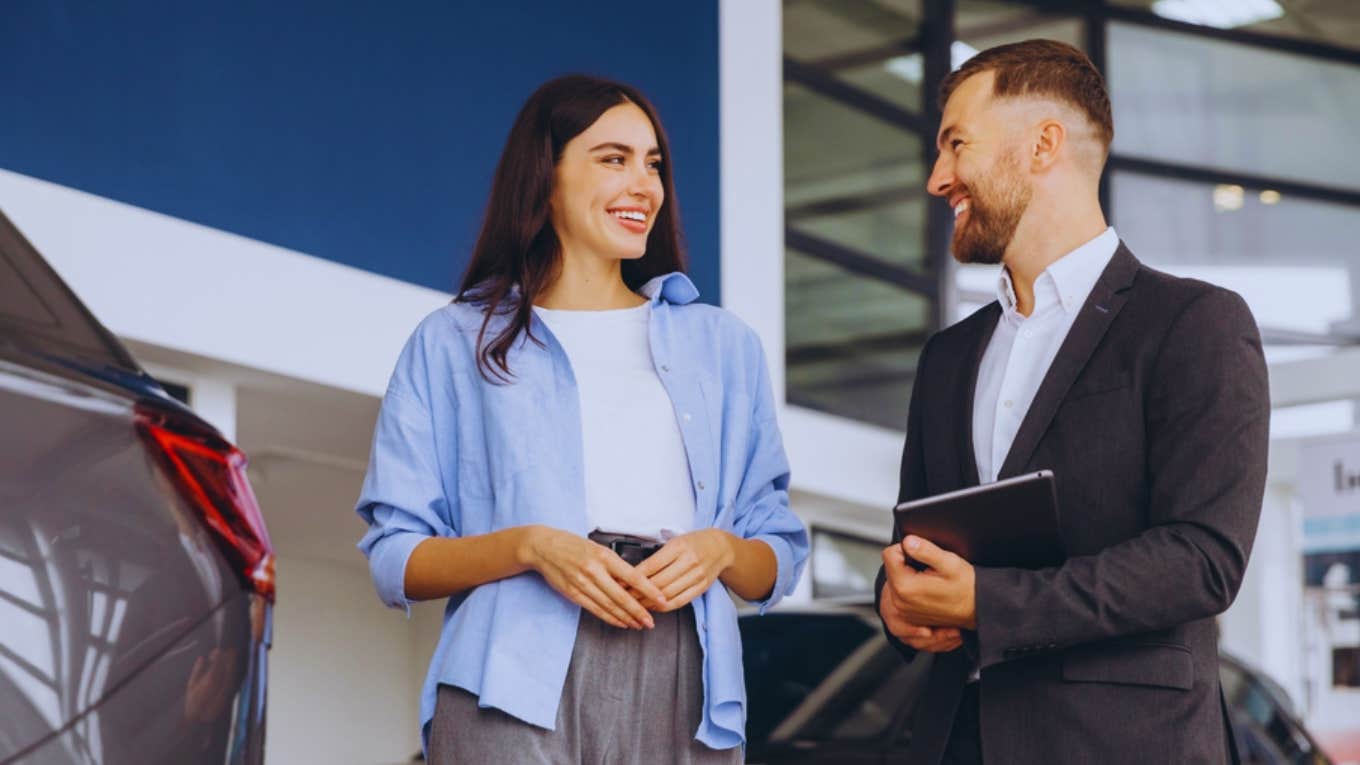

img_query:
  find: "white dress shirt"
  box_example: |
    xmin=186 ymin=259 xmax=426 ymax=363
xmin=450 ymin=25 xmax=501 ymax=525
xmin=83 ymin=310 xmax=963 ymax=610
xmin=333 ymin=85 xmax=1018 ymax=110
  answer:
xmin=534 ymin=301 xmax=696 ymax=537
xmin=972 ymin=227 xmax=1120 ymax=483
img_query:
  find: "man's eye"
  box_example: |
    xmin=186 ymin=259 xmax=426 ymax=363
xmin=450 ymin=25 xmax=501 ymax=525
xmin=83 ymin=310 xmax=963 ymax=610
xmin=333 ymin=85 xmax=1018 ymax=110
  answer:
xmin=951 ymin=139 xmax=964 ymax=150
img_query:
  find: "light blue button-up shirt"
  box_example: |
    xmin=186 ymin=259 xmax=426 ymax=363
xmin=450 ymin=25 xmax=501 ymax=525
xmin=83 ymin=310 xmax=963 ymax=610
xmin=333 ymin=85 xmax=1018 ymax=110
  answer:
xmin=355 ymin=272 xmax=809 ymax=752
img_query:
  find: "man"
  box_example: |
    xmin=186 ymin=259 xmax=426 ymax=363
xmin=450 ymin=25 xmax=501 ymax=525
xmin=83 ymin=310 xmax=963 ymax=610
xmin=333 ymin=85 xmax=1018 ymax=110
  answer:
xmin=875 ymin=39 xmax=1269 ymax=764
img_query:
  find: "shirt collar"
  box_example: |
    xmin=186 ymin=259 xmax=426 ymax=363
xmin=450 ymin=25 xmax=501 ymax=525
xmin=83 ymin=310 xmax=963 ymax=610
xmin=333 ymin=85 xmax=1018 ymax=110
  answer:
xmin=996 ymin=227 xmax=1119 ymax=318
xmin=639 ymin=272 xmax=700 ymax=306
xmin=490 ymin=271 xmax=699 ymax=307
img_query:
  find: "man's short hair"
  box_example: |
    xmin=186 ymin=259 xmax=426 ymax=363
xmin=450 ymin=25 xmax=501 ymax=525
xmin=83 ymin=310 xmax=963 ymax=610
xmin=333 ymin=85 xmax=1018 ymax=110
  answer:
xmin=941 ymin=39 xmax=1113 ymax=153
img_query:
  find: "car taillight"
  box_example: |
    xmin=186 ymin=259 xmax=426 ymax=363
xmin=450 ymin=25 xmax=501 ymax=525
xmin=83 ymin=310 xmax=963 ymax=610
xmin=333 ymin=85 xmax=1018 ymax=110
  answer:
xmin=135 ymin=405 xmax=276 ymax=602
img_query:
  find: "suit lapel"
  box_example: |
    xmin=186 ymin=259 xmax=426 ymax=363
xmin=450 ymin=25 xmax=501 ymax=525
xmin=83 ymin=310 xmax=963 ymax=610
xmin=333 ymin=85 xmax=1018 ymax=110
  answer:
xmin=996 ymin=244 xmax=1141 ymax=479
xmin=958 ymin=304 xmax=1000 ymax=488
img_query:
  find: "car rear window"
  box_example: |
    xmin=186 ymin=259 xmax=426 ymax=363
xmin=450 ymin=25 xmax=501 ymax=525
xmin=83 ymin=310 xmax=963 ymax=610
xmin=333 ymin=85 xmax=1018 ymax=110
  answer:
xmin=0 ymin=210 xmax=139 ymax=373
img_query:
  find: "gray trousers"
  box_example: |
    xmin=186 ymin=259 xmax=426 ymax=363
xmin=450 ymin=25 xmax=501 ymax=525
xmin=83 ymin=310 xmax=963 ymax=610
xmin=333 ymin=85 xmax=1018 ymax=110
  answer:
xmin=428 ymin=607 xmax=742 ymax=765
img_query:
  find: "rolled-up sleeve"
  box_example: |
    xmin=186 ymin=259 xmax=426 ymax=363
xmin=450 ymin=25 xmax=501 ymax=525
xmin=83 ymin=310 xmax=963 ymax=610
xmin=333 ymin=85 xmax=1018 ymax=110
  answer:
xmin=729 ymin=333 xmax=809 ymax=614
xmin=355 ymin=323 xmax=456 ymax=615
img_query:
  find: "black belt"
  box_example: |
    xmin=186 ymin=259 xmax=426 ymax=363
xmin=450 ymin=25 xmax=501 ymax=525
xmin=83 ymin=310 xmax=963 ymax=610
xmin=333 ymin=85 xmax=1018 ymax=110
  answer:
xmin=588 ymin=530 xmax=663 ymax=565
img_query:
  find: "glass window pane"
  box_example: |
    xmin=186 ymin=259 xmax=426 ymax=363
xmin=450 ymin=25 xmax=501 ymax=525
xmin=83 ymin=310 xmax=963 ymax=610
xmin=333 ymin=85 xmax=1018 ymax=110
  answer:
xmin=1109 ymin=0 xmax=1360 ymax=53
xmin=836 ymin=62 xmax=925 ymax=113
xmin=1109 ymin=22 xmax=1360 ymax=190
xmin=785 ymin=83 xmax=922 ymax=204
xmin=784 ymin=1 xmax=926 ymax=123
xmin=791 ymin=199 xmax=928 ymax=272
xmin=1111 ymin=171 xmax=1360 ymax=344
xmin=786 ymin=250 xmax=930 ymax=430
xmin=957 ymin=2 xmax=1083 ymax=53
xmin=784 ymin=0 xmax=923 ymax=65
xmin=811 ymin=529 xmax=889 ymax=598
xmin=783 ymin=1 xmax=936 ymax=432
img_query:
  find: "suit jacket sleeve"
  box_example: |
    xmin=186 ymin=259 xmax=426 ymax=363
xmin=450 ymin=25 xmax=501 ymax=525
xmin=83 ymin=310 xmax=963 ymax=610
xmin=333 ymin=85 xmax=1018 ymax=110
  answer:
xmin=973 ymin=288 xmax=1270 ymax=668
xmin=876 ymin=333 xmax=937 ymax=661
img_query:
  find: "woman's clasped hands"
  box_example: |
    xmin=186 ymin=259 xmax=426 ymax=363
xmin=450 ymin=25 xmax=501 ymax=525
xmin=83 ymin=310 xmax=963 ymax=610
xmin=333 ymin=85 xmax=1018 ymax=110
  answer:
xmin=523 ymin=526 xmax=736 ymax=630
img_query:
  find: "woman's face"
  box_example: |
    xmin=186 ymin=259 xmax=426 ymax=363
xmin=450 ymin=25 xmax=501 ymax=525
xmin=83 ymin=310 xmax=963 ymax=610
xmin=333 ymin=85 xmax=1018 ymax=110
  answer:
xmin=549 ymin=102 xmax=664 ymax=264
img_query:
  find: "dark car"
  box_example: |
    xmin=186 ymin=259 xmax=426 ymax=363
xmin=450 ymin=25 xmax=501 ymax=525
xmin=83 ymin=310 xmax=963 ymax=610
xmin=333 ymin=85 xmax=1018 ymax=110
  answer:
xmin=0 ymin=210 xmax=274 ymax=764
xmin=740 ymin=601 xmax=1331 ymax=765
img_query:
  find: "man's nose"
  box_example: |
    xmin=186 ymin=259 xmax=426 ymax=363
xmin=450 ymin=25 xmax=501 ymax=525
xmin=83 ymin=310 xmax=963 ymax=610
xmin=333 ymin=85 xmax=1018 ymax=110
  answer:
xmin=926 ymin=153 xmax=953 ymax=198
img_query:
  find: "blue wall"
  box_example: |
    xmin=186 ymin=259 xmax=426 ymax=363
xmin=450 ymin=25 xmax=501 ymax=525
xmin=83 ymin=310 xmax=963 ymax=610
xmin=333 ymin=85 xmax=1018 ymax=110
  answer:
xmin=1 ymin=2 xmax=720 ymax=300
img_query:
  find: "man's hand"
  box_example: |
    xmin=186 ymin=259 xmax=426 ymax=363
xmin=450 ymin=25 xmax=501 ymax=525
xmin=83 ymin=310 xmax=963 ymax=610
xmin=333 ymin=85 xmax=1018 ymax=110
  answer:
xmin=881 ymin=535 xmax=977 ymax=631
xmin=879 ymin=587 xmax=964 ymax=652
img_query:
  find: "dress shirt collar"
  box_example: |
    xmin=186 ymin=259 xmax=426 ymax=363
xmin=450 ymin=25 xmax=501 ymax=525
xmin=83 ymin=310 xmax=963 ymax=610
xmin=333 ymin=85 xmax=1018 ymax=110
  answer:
xmin=997 ymin=227 xmax=1119 ymax=319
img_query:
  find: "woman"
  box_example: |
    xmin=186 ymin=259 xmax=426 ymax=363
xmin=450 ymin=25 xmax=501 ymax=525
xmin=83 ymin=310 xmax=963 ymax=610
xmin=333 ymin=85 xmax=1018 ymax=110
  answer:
xmin=356 ymin=74 xmax=808 ymax=764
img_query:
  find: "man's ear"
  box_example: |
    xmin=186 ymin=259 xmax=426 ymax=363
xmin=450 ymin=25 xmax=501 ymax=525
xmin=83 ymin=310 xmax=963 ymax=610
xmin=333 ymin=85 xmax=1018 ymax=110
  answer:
xmin=1031 ymin=119 xmax=1066 ymax=172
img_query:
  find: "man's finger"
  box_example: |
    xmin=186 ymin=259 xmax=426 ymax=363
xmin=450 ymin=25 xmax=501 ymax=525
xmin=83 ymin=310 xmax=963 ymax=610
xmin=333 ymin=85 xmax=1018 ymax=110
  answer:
xmin=882 ymin=546 xmax=919 ymax=600
xmin=902 ymin=535 xmax=957 ymax=572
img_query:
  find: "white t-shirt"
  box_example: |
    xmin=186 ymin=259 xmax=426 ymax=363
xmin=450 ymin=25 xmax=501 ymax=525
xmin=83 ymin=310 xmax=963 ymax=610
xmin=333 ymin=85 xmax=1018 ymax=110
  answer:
xmin=533 ymin=302 xmax=695 ymax=537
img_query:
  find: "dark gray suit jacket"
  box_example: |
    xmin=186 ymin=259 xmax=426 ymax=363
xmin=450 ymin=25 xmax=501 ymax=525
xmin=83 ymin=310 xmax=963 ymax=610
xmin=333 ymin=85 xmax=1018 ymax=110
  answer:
xmin=876 ymin=245 xmax=1269 ymax=764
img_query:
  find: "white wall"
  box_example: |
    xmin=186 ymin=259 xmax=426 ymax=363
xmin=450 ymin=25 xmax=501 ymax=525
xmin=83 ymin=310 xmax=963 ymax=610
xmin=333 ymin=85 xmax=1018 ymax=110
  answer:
xmin=0 ymin=169 xmax=450 ymax=399
xmin=267 ymin=558 xmax=428 ymax=765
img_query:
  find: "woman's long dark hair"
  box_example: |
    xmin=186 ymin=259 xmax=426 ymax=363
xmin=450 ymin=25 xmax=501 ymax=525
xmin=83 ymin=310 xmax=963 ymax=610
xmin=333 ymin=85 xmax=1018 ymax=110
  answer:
xmin=456 ymin=74 xmax=687 ymax=382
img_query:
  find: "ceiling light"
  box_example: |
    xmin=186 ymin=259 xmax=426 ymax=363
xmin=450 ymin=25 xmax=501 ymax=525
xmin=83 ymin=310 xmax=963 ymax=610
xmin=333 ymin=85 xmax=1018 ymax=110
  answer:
xmin=1213 ymin=184 xmax=1245 ymax=212
xmin=1151 ymin=0 xmax=1284 ymax=29
xmin=1260 ymin=189 xmax=1282 ymax=205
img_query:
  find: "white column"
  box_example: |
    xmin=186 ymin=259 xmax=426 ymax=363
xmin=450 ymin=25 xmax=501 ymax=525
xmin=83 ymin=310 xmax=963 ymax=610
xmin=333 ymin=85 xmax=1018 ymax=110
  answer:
xmin=719 ymin=0 xmax=785 ymax=406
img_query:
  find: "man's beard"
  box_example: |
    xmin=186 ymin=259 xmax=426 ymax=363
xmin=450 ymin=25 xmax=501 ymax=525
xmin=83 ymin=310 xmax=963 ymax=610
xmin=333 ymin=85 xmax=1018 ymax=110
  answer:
xmin=951 ymin=157 xmax=1032 ymax=266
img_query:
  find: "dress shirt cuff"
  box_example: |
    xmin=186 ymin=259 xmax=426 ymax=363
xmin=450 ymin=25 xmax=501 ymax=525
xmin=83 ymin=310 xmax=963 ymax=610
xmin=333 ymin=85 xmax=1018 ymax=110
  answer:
xmin=748 ymin=534 xmax=794 ymax=615
xmin=369 ymin=529 xmax=427 ymax=616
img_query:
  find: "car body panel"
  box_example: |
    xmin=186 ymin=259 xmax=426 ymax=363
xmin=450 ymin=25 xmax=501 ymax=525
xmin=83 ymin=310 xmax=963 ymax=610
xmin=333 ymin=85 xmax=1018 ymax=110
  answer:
xmin=0 ymin=209 xmax=270 ymax=764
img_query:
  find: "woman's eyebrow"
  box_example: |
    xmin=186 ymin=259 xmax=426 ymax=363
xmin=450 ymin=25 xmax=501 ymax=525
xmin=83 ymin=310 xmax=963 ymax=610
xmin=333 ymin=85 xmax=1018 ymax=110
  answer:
xmin=587 ymin=142 xmax=662 ymax=156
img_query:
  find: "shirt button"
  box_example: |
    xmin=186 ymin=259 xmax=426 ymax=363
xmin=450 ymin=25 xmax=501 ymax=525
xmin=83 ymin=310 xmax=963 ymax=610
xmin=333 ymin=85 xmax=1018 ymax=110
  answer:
xmin=1004 ymin=400 xmax=1013 ymax=408
xmin=660 ymin=364 xmax=670 ymax=373
xmin=682 ymin=412 xmax=692 ymax=422
xmin=697 ymin=481 xmax=706 ymax=491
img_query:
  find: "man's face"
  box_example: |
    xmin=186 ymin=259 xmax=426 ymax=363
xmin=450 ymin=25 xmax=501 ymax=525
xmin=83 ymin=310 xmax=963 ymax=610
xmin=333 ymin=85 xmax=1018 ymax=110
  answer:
xmin=927 ymin=71 xmax=1033 ymax=265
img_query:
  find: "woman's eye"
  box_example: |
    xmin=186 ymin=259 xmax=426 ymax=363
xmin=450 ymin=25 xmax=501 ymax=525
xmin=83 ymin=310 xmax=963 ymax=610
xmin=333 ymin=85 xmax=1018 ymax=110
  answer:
xmin=648 ymin=159 xmax=663 ymax=172
xmin=602 ymin=155 xmax=625 ymax=165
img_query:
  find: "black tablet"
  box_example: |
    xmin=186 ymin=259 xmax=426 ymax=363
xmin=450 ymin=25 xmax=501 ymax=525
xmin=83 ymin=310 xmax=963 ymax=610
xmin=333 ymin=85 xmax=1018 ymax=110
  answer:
xmin=892 ymin=470 xmax=1064 ymax=569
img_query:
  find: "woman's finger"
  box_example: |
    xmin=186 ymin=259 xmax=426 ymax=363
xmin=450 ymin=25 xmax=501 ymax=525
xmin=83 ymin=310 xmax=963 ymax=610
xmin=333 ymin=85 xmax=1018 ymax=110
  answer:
xmin=633 ymin=543 xmax=680 ymax=579
xmin=576 ymin=577 xmax=643 ymax=629
xmin=567 ymin=585 xmax=629 ymax=629
xmin=644 ymin=555 xmax=689 ymax=591
xmin=661 ymin=566 xmax=708 ymax=600
xmin=604 ymin=555 xmax=669 ymax=609
xmin=658 ymin=579 xmax=709 ymax=612
xmin=591 ymin=567 xmax=656 ymax=629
